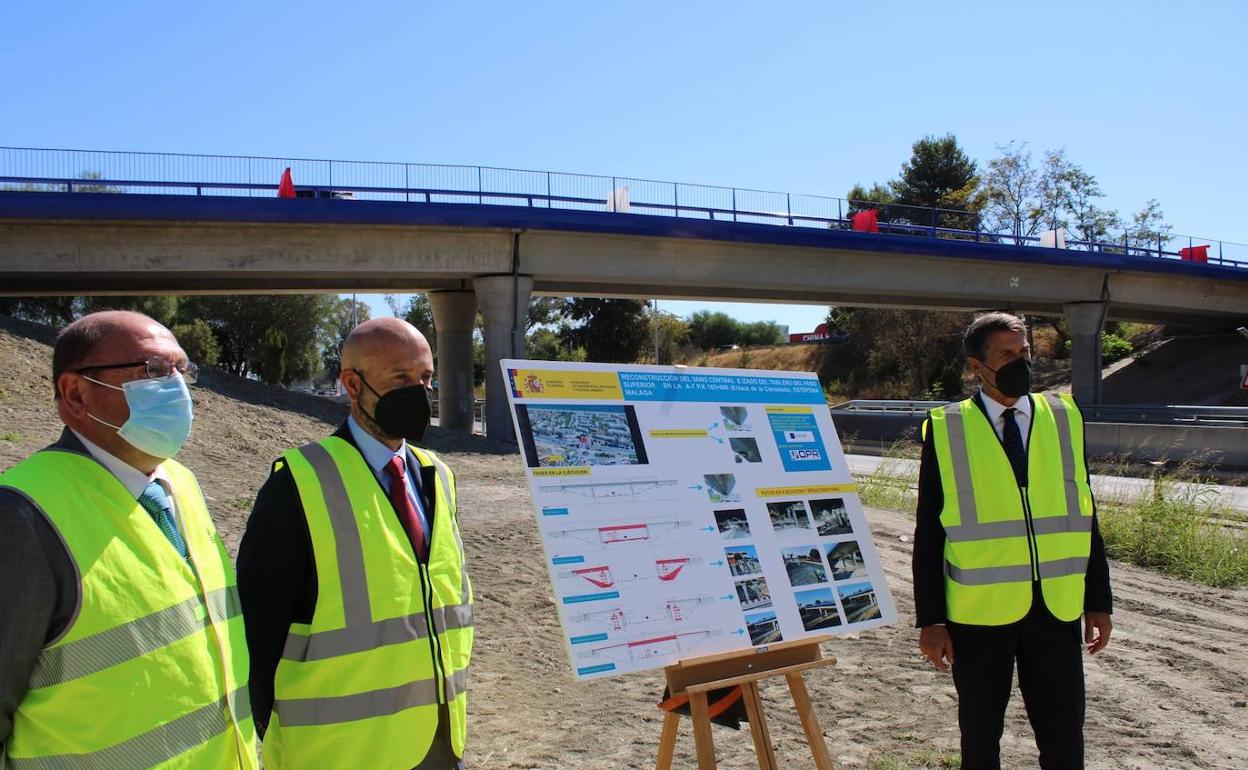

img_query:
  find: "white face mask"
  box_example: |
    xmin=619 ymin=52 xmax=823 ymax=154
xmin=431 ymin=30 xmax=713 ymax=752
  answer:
xmin=83 ymin=374 xmax=194 ymax=458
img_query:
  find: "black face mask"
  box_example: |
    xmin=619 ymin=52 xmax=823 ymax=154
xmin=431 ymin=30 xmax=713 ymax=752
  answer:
xmin=981 ymin=357 xmax=1032 ymax=398
xmin=354 ymin=370 xmax=432 ymax=443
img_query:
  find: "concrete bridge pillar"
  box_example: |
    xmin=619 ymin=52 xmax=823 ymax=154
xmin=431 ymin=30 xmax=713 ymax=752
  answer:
xmin=429 ymin=290 xmax=478 ymax=434
xmin=474 ymin=274 xmax=534 ymax=443
xmin=1064 ymin=301 xmax=1108 ymax=407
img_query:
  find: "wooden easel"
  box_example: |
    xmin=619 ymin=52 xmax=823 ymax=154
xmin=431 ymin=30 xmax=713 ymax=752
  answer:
xmin=655 ymin=635 xmax=837 ymax=770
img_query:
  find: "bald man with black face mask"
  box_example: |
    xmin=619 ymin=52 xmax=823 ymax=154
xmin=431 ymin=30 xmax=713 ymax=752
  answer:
xmin=237 ymin=318 xmax=474 ymax=770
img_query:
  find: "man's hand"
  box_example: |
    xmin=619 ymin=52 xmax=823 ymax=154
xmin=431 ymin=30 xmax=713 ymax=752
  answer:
xmin=918 ymin=625 xmax=955 ymax=670
xmin=1084 ymin=612 xmax=1112 ymax=655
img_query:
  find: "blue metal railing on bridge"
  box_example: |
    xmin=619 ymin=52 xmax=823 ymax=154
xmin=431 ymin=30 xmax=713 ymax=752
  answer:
xmin=2 ymin=146 xmax=1245 ymax=269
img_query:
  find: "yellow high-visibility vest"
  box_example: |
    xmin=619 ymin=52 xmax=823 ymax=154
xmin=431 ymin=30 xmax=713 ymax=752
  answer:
xmin=928 ymin=393 xmax=1094 ymax=625
xmin=261 ymin=438 xmax=473 ymax=770
xmin=0 ymin=450 xmax=257 ymax=769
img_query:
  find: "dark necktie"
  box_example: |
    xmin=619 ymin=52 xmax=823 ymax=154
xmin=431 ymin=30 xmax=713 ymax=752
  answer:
xmin=385 ymin=455 xmax=428 ymax=561
xmin=138 ymin=480 xmax=189 ymax=558
xmin=1001 ymin=407 xmax=1028 ymax=487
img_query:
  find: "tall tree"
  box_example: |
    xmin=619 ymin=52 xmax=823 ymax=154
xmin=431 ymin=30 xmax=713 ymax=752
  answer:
xmin=890 ymin=134 xmax=985 ymax=231
xmin=402 ymin=295 xmax=436 ymax=354
xmin=1124 ymin=199 xmax=1172 ymax=256
xmin=170 ymin=319 xmax=221 ymax=368
xmin=323 ymin=297 xmax=372 ymax=375
xmin=984 ymin=142 xmax=1045 ymax=243
xmin=560 ymin=298 xmax=650 ymax=363
xmin=687 ymin=311 xmax=741 ymax=350
xmin=818 ymin=307 xmax=970 ymax=399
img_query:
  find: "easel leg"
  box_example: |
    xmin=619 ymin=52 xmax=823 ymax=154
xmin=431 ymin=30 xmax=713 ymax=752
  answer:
xmin=688 ymin=691 xmax=718 ymax=770
xmin=655 ymin=711 xmax=680 ymax=770
xmin=740 ymin=682 xmax=779 ymax=770
xmin=785 ymin=672 xmax=836 ymax=770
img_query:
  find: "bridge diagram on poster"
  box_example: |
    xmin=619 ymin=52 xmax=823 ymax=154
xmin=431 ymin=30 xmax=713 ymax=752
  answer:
xmin=503 ymin=360 xmax=898 ymax=680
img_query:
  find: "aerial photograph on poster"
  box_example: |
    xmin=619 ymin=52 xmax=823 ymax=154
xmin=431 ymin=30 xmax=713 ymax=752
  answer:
xmin=517 ymin=404 xmax=648 ymax=468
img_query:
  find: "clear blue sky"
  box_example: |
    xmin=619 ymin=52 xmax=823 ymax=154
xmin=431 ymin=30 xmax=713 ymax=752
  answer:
xmin=4 ymin=1 xmax=1245 ymax=332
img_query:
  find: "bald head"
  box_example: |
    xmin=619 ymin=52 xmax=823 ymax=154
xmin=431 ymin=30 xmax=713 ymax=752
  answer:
xmin=339 ymin=318 xmax=435 ymax=446
xmin=341 ymin=317 xmax=432 ymax=375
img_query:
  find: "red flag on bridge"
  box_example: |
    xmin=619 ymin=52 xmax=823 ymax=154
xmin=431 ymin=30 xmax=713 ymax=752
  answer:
xmin=277 ymin=167 xmax=296 ymax=199
xmin=851 ymin=209 xmax=880 ymax=233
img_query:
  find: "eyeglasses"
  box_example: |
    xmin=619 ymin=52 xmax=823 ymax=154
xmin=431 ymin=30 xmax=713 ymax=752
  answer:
xmin=73 ymin=356 xmax=199 ymax=384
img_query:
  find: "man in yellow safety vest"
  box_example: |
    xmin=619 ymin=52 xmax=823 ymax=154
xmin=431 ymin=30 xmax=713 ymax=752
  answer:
xmin=0 ymin=310 xmax=257 ymax=769
xmin=237 ymin=317 xmax=472 ymax=770
xmin=913 ymin=312 xmax=1113 ymax=770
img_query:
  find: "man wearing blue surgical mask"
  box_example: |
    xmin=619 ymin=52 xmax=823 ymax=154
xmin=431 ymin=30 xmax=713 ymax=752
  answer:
xmin=0 ymin=310 xmax=258 ymax=768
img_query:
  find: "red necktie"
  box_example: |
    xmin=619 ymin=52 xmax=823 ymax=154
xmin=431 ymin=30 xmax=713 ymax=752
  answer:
xmin=384 ymin=455 xmax=427 ymax=561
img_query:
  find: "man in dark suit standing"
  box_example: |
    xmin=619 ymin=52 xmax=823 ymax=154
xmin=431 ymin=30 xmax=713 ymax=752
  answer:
xmin=912 ymin=312 xmax=1113 ymax=770
xmin=237 ymin=318 xmax=473 ymax=770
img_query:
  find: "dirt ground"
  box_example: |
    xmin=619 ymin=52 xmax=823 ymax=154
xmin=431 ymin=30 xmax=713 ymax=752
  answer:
xmin=2 ymin=317 xmax=1246 ymax=769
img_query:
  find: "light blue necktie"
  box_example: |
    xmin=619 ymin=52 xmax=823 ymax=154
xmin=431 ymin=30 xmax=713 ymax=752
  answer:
xmin=138 ymin=480 xmax=189 ymax=558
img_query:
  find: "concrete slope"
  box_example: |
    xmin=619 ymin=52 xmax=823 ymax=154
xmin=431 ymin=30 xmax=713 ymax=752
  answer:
xmin=1103 ymin=332 xmax=1248 ymax=406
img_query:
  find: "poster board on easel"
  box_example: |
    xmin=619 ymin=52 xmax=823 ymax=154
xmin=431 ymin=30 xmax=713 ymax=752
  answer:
xmin=501 ymin=360 xmax=898 ymax=681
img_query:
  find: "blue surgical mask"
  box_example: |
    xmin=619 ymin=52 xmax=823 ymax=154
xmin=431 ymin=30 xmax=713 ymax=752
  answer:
xmin=83 ymin=374 xmax=194 ymax=459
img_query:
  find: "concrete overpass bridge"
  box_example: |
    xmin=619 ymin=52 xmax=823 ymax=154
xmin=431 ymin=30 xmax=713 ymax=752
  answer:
xmin=2 ymin=147 xmax=1246 ymax=439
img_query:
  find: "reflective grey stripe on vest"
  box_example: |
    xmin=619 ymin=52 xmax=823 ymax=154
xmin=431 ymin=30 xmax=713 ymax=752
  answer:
xmin=297 ymin=443 xmax=373 ymax=628
xmin=1043 ymin=394 xmax=1087 ymax=522
xmin=282 ymin=603 xmax=473 ymax=662
xmin=6 ymin=686 xmax=250 ymax=770
xmin=275 ymin=676 xmax=442 ymax=727
xmin=29 ymin=586 xmax=241 ymax=689
xmin=946 ymin=556 xmax=1089 ymax=586
xmin=444 ymin=667 xmax=469 ymax=702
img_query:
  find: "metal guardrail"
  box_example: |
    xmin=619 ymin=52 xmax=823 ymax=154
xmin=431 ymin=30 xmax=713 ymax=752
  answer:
xmin=2 ymin=146 xmax=1245 ymax=269
xmin=830 ymin=399 xmax=948 ymax=415
xmin=1082 ymin=404 xmax=1248 ymax=428
xmin=831 ymin=399 xmax=1248 ymax=427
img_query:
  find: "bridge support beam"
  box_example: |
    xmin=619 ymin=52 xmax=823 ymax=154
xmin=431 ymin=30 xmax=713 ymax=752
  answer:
xmin=1064 ymin=301 xmax=1108 ymax=406
xmin=429 ymin=290 xmax=478 ymax=435
xmin=474 ymin=274 xmax=534 ymax=443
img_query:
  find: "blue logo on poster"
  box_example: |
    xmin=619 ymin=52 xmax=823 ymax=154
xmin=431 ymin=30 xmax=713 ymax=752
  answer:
xmin=768 ymin=411 xmax=832 ymax=472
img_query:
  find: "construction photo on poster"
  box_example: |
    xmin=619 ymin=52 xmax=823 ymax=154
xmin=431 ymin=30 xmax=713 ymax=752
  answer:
xmin=501 ymin=360 xmax=898 ymax=681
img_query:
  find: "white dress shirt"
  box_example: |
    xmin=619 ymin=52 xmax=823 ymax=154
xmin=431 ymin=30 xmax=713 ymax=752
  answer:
xmin=70 ymin=429 xmax=182 ymax=530
xmin=978 ymin=390 xmax=1032 ymax=448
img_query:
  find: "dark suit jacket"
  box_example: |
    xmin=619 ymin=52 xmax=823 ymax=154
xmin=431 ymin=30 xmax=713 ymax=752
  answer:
xmin=236 ymin=423 xmax=462 ymax=768
xmin=910 ymin=393 xmax=1112 ymax=627
xmin=0 ymin=430 xmax=128 ymax=745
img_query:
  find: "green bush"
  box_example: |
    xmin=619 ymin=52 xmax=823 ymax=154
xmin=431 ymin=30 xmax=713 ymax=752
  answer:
xmin=1100 ymin=332 xmax=1133 ymax=364
xmin=1062 ymin=332 xmax=1133 ymax=366
xmin=171 ymin=320 xmax=221 ymax=368
xmin=1098 ymin=472 xmax=1247 ymax=589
